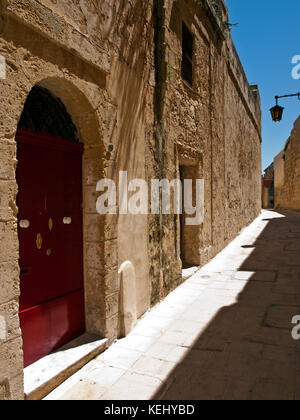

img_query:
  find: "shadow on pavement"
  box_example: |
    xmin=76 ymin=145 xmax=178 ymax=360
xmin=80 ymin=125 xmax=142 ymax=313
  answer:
xmin=153 ymin=210 xmax=300 ymax=400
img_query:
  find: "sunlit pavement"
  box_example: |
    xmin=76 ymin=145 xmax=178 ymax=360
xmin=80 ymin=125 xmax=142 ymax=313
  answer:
xmin=45 ymin=210 xmax=300 ymax=400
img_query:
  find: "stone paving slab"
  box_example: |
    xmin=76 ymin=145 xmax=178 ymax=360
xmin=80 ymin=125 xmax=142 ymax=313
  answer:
xmin=44 ymin=210 xmax=300 ymax=400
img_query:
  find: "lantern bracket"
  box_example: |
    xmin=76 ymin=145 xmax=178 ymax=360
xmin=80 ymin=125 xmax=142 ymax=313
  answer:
xmin=275 ymin=93 xmax=300 ymax=105
xmin=270 ymin=92 xmax=300 ymax=122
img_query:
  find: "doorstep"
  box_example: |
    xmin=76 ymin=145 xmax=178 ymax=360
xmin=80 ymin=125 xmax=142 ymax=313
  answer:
xmin=24 ymin=334 xmax=108 ymax=400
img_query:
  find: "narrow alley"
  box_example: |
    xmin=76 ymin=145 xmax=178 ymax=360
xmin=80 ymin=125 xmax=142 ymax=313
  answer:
xmin=44 ymin=210 xmax=300 ymax=400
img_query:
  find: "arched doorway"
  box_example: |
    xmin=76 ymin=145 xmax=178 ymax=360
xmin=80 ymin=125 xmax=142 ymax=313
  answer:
xmin=16 ymin=86 xmax=85 ymax=368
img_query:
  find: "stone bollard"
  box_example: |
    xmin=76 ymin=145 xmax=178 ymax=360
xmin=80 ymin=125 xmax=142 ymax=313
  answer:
xmin=118 ymin=261 xmax=137 ymax=338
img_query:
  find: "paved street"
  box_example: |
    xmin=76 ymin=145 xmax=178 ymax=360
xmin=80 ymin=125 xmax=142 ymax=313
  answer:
xmin=45 ymin=210 xmax=300 ymax=400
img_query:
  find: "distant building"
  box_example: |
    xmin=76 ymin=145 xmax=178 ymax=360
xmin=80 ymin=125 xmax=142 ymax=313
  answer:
xmin=262 ymin=163 xmax=274 ymax=209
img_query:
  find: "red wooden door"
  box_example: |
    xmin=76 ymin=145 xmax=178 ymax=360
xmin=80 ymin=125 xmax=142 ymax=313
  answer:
xmin=16 ymin=129 xmax=85 ymax=368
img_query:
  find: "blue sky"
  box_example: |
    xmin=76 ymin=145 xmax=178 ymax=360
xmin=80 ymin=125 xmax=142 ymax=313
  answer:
xmin=226 ymin=0 xmax=300 ymax=172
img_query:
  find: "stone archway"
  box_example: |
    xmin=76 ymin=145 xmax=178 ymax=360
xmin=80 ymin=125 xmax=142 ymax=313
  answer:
xmin=15 ymin=77 xmax=115 ymax=357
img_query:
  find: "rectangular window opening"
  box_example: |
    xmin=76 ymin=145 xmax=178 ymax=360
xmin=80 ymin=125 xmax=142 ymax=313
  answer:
xmin=181 ymin=22 xmax=194 ymax=87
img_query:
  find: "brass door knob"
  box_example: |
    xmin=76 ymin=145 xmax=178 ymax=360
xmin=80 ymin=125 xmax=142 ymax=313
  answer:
xmin=36 ymin=233 xmax=43 ymax=250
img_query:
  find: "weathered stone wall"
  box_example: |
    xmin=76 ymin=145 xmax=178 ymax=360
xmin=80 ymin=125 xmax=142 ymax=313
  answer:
xmin=275 ymin=117 xmax=300 ymax=211
xmin=0 ymin=0 xmax=261 ymax=399
xmin=274 ymin=151 xmax=285 ymax=191
xmin=148 ymin=0 xmax=262 ymax=301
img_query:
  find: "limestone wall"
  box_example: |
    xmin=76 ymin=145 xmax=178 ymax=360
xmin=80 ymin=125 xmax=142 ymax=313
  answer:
xmin=275 ymin=117 xmax=300 ymax=211
xmin=274 ymin=151 xmax=285 ymax=190
xmin=148 ymin=0 xmax=262 ymax=300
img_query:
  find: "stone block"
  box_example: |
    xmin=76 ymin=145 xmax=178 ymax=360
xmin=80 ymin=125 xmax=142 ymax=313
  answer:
xmin=0 ymin=181 xmax=18 ymax=221
xmin=0 ymin=300 xmax=21 ymax=342
xmin=0 ymin=221 xmax=18 ymax=264
xmin=0 ymin=337 xmax=24 ymax=380
xmin=118 ymin=261 xmax=137 ymax=338
xmin=0 ymin=142 xmax=16 ymax=181
xmin=0 ymin=261 xmax=20 ymax=303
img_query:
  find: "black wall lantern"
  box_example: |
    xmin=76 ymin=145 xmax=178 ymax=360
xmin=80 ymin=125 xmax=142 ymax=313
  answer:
xmin=270 ymin=93 xmax=300 ymax=122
